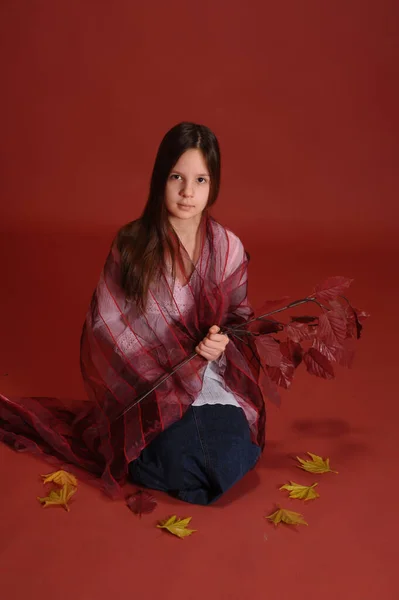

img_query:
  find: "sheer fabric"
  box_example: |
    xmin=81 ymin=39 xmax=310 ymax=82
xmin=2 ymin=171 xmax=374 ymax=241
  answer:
xmin=0 ymin=216 xmax=265 ymax=497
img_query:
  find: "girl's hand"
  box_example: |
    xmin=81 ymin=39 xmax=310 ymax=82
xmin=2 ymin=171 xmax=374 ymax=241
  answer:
xmin=195 ymin=325 xmax=229 ymax=361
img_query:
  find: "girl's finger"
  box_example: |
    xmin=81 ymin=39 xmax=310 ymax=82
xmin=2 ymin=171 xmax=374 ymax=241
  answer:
xmin=200 ymin=339 xmax=222 ymax=351
xmin=207 ymin=333 xmax=229 ymax=344
xmin=208 ymin=325 xmax=220 ymax=335
xmin=195 ymin=346 xmax=220 ymax=361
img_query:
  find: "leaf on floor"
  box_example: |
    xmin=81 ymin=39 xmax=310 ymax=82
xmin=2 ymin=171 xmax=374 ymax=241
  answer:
xmin=266 ymin=507 xmax=308 ymax=527
xmin=37 ymin=484 xmax=77 ymax=512
xmin=157 ymin=516 xmax=196 ymax=539
xmin=279 ymin=481 xmax=319 ymax=501
xmin=126 ymin=490 xmax=157 ymax=517
xmin=41 ymin=470 xmax=78 ymax=487
xmin=296 ymin=452 xmax=338 ymax=474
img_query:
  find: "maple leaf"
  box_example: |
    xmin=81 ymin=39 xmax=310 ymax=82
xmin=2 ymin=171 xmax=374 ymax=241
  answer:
xmin=41 ymin=470 xmax=77 ymax=487
xmin=296 ymin=452 xmax=338 ymax=474
xmin=266 ymin=507 xmax=308 ymax=526
xmin=37 ymin=483 xmax=77 ymax=511
xmin=157 ymin=516 xmax=196 ymax=539
xmin=313 ymin=276 xmax=353 ymax=302
xmin=126 ymin=490 xmax=157 ymax=517
xmin=279 ymin=481 xmax=319 ymax=501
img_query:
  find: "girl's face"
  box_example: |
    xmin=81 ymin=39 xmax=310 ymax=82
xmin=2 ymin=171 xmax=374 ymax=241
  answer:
xmin=165 ymin=149 xmax=210 ymax=224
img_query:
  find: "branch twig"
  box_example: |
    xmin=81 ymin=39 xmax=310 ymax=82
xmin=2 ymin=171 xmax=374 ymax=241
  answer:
xmin=114 ymin=295 xmax=327 ymax=421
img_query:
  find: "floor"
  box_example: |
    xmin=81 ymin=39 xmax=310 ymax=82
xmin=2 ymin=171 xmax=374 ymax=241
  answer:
xmin=0 ymin=230 xmax=397 ymax=600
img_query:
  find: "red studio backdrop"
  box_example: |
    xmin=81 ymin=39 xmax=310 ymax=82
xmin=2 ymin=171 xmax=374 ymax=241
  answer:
xmin=0 ymin=2 xmax=398 ymax=600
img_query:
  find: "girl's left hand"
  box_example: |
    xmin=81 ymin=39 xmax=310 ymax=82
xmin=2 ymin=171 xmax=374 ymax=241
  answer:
xmin=195 ymin=325 xmax=229 ymax=361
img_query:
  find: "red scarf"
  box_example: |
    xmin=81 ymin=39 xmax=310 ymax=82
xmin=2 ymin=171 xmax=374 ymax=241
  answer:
xmin=0 ymin=216 xmax=265 ymax=497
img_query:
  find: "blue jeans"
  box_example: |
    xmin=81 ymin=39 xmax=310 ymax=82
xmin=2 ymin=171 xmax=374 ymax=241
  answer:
xmin=128 ymin=404 xmax=261 ymax=505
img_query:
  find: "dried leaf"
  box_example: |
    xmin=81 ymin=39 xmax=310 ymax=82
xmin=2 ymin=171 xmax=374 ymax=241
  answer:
xmin=41 ymin=470 xmax=77 ymax=487
xmin=157 ymin=516 xmax=196 ymax=539
xmin=314 ymin=276 xmax=354 ymax=302
xmin=37 ymin=483 xmax=77 ymax=511
xmin=303 ymin=347 xmax=335 ymax=379
xmin=296 ymin=452 xmax=338 ymax=474
xmin=255 ymin=336 xmax=283 ymax=367
xmin=266 ymin=507 xmax=308 ymax=526
xmin=279 ymin=481 xmax=319 ymax=501
xmin=126 ymin=490 xmax=157 ymax=517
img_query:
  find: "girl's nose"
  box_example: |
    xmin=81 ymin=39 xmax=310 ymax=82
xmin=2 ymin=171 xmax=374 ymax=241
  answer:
xmin=181 ymin=183 xmax=194 ymax=198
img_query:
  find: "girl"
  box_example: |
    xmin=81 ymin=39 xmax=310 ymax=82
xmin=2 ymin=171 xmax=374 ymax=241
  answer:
xmin=0 ymin=122 xmax=265 ymax=504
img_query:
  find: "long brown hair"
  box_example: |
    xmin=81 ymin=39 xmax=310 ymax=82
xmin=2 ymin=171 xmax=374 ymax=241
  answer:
xmin=117 ymin=122 xmax=221 ymax=311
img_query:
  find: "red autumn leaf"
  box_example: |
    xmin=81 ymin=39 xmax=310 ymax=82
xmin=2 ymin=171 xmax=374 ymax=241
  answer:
xmin=259 ymin=369 xmax=281 ymax=406
xmin=312 ymin=338 xmax=355 ymax=368
xmin=352 ymin=307 xmax=370 ymax=338
xmin=290 ymin=316 xmax=318 ymax=324
xmin=312 ymin=339 xmax=337 ymax=363
xmin=286 ymin=321 xmax=315 ymax=343
xmin=255 ymin=336 xmax=283 ymax=367
xmin=328 ymin=299 xmax=347 ymax=316
xmin=303 ymin=347 xmax=335 ymax=379
xmin=318 ymin=311 xmax=347 ymax=346
xmin=334 ymin=339 xmax=356 ymax=368
xmin=267 ymin=340 xmax=302 ymax=389
xmin=355 ymin=308 xmax=370 ymax=323
xmin=313 ymin=277 xmax=353 ymax=302
xmin=343 ymin=304 xmax=370 ymax=339
xmin=126 ymin=490 xmax=157 ymax=517
xmin=267 ymin=362 xmax=295 ymax=389
xmin=281 ymin=339 xmax=303 ymax=368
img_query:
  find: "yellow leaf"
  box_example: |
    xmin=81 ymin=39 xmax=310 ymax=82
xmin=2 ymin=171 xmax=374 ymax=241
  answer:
xmin=266 ymin=507 xmax=308 ymax=526
xmin=41 ymin=470 xmax=78 ymax=487
xmin=37 ymin=483 xmax=77 ymax=511
xmin=296 ymin=452 xmax=338 ymax=474
xmin=157 ymin=516 xmax=196 ymax=539
xmin=279 ymin=481 xmax=319 ymax=501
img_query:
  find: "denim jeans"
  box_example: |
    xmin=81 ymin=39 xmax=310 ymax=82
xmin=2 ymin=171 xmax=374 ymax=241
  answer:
xmin=128 ymin=404 xmax=261 ymax=505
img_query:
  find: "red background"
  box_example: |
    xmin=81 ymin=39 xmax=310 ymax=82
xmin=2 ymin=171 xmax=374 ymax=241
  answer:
xmin=1 ymin=2 xmax=398 ymax=599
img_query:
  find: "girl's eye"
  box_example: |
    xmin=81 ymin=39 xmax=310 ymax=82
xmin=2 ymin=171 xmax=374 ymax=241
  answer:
xmin=170 ymin=174 xmax=181 ymax=180
xmin=198 ymin=177 xmax=208 ymax=184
